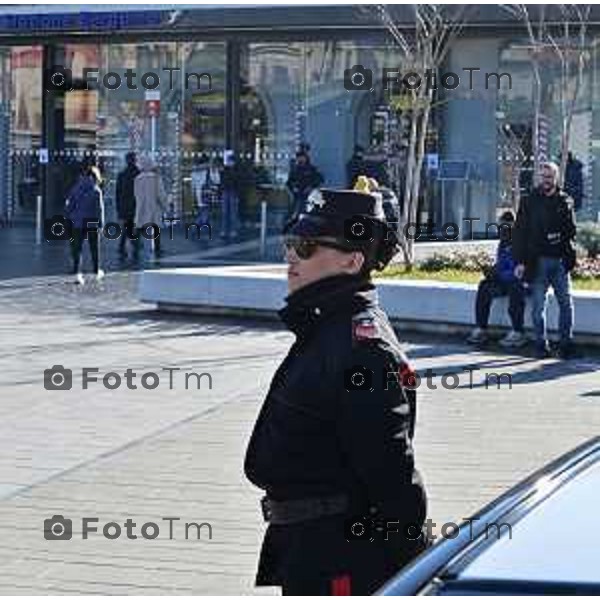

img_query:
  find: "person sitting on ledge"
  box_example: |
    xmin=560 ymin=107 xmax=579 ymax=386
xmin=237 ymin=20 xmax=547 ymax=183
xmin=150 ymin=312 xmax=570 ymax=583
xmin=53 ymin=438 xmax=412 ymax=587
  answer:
xmin=467 ymin=210 xmax=527 ymax=348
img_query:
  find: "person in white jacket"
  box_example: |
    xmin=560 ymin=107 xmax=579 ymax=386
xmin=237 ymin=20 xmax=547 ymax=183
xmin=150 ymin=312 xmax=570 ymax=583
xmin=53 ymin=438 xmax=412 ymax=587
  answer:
xmin=134 ymin=156 xmax=167 ymax=260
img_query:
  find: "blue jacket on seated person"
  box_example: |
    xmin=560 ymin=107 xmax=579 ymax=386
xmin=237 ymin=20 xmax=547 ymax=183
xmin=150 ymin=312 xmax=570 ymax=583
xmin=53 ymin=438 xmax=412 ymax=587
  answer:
xmin=474 ymin=212 xmax=527 ymax=334
xmin=493 ymin=238 xmax=519 ymax=284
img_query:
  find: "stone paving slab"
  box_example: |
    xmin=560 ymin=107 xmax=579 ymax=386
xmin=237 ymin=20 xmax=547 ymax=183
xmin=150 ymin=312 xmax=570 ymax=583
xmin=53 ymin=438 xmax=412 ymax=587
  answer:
xmin=0 ymin=271 xmax=598 ymax=594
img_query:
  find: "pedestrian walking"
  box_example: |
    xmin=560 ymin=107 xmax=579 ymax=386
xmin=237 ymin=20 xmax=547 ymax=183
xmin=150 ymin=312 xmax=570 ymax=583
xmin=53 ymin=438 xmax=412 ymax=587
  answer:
xmin=245 ymin=187 xmax=429 ymax=595
xmin=467 ymin=211 xmax=527 ymax=348
xmin=115 ymin=152 xmax=140 ymax=260
xmin=65 ymin=164 xmax=105 ymax=285
xmin=513 ymin=161 xmax=577 ymax=358
xmin=134 ymin=156 xmax=167 ymax=261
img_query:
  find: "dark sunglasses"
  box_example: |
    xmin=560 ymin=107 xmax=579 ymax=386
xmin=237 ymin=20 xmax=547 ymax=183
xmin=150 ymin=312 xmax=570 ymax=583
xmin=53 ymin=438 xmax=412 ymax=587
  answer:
xmin=283 ymin=238 xmax=351 ymax=260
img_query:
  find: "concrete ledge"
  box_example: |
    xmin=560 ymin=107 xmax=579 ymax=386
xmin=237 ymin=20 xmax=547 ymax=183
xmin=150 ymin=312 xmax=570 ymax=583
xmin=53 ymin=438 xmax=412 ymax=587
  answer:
xmin=140 ymin=265 xmax=600 ymax=344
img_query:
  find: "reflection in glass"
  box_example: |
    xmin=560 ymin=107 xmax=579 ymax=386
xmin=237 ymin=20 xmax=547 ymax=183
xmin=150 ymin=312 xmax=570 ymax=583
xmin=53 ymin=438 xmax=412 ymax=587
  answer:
xmin=9 ymin=46 xmax=42 ymax=221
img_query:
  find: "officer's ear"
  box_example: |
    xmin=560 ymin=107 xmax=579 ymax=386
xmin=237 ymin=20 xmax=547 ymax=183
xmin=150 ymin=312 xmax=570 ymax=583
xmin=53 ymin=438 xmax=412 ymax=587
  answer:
xmin=342 ymin=250 xmax=365 ymax=275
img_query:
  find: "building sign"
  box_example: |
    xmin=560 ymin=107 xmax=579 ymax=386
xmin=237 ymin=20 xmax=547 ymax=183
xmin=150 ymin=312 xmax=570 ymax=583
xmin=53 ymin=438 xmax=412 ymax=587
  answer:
xmin=426 ymin=153 xmax=439 ymax=171
xmin=0 ymin=10 xmax=163 ymax=32
xmin=438 ymin=160 xmax=470 ymax=180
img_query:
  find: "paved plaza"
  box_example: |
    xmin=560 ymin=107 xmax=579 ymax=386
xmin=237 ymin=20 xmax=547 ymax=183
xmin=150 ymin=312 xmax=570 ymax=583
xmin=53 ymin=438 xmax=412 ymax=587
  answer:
xmin=0 ymin=270 xmax=599 ymax=594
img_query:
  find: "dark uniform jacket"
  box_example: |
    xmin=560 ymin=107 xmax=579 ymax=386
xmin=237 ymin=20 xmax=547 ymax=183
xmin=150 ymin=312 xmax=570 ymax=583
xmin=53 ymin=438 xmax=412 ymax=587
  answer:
xmin=244 ymin=273 xmax=427 ymax=593
xmin=513 ymin=187 xmax=577 ymax=281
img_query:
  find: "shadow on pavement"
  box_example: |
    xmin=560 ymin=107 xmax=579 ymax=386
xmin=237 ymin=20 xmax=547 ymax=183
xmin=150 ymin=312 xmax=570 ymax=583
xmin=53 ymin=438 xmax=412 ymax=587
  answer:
xmin=447 ymin=357 xmax=600 ymax=389
xmin=92 ymin=308 xmax=288 ymax=338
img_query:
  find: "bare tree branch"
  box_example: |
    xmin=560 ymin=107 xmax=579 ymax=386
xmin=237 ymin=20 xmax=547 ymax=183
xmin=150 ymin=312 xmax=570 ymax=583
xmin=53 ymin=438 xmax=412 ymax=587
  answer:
xmin=510 ymin=3 xmax=589 ymax=190
xmin=375 ymin=4 xmax=469 ymax=267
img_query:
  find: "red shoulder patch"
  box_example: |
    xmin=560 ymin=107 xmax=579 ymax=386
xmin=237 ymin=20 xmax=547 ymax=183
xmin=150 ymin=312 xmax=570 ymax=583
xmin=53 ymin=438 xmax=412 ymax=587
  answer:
xmin=352 ymin=320 xmax=378 ymax=340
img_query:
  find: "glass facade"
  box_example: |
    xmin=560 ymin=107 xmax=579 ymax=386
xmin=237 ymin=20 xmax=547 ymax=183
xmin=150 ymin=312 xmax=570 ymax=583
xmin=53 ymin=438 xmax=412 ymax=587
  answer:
xmin=0 ymin=35 xmax=444 ymax=231
xmin=0 ymin=13 xmax=598 ymax=235
xmin=0 ymin=34 xmax=446 ymax=237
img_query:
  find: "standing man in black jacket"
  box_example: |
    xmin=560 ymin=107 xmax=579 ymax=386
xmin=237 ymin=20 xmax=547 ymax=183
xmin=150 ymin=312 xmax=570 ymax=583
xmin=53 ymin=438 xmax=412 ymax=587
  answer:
xmin=286 ymin=151 xmax=324 ymax=219
xmin=513 ymin=161 xmax=577 ymax=358
xmin=244 ymin=187 xmax=428 ymax=595
xmin=115 ymin=152 xmax=140 ymax=259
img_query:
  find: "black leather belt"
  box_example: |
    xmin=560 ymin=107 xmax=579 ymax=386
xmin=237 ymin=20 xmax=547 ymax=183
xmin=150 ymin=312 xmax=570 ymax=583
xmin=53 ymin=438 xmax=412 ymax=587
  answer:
xmin=261 ymin=494 xmax=350 ymax=525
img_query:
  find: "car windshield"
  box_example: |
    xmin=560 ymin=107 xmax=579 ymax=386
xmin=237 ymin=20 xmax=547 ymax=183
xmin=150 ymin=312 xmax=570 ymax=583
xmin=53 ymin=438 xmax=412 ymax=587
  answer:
xmin=455 ymin=460 xmax=600 ymax=587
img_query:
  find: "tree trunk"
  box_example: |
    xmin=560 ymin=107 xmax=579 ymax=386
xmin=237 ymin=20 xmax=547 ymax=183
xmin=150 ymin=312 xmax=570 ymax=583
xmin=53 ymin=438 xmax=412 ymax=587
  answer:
xmin=401 ymin=91 xmax=420 ymax=268
xmin=531 ymin=60 xmax=542 ymax=183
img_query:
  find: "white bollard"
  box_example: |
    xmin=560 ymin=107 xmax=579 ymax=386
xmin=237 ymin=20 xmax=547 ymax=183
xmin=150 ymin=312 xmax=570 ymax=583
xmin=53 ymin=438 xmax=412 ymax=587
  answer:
xmin=151 ymin=116 xmax=156 ymax=159
xmin=260 ymin=201 xmax=267 ymax=258
xmin=36 ymin=194 xmax=42 ymax=245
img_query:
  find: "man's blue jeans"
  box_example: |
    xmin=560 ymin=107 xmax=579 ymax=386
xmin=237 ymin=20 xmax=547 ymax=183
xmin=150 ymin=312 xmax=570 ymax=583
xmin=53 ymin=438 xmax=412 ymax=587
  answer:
xmin=530 ymin=257 xmax=574 ymax=347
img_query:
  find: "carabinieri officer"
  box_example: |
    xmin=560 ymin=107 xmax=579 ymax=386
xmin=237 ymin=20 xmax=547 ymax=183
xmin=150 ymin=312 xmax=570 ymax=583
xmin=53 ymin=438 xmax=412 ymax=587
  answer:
xmin=244 ymin=187 xmax=428 ymax=595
